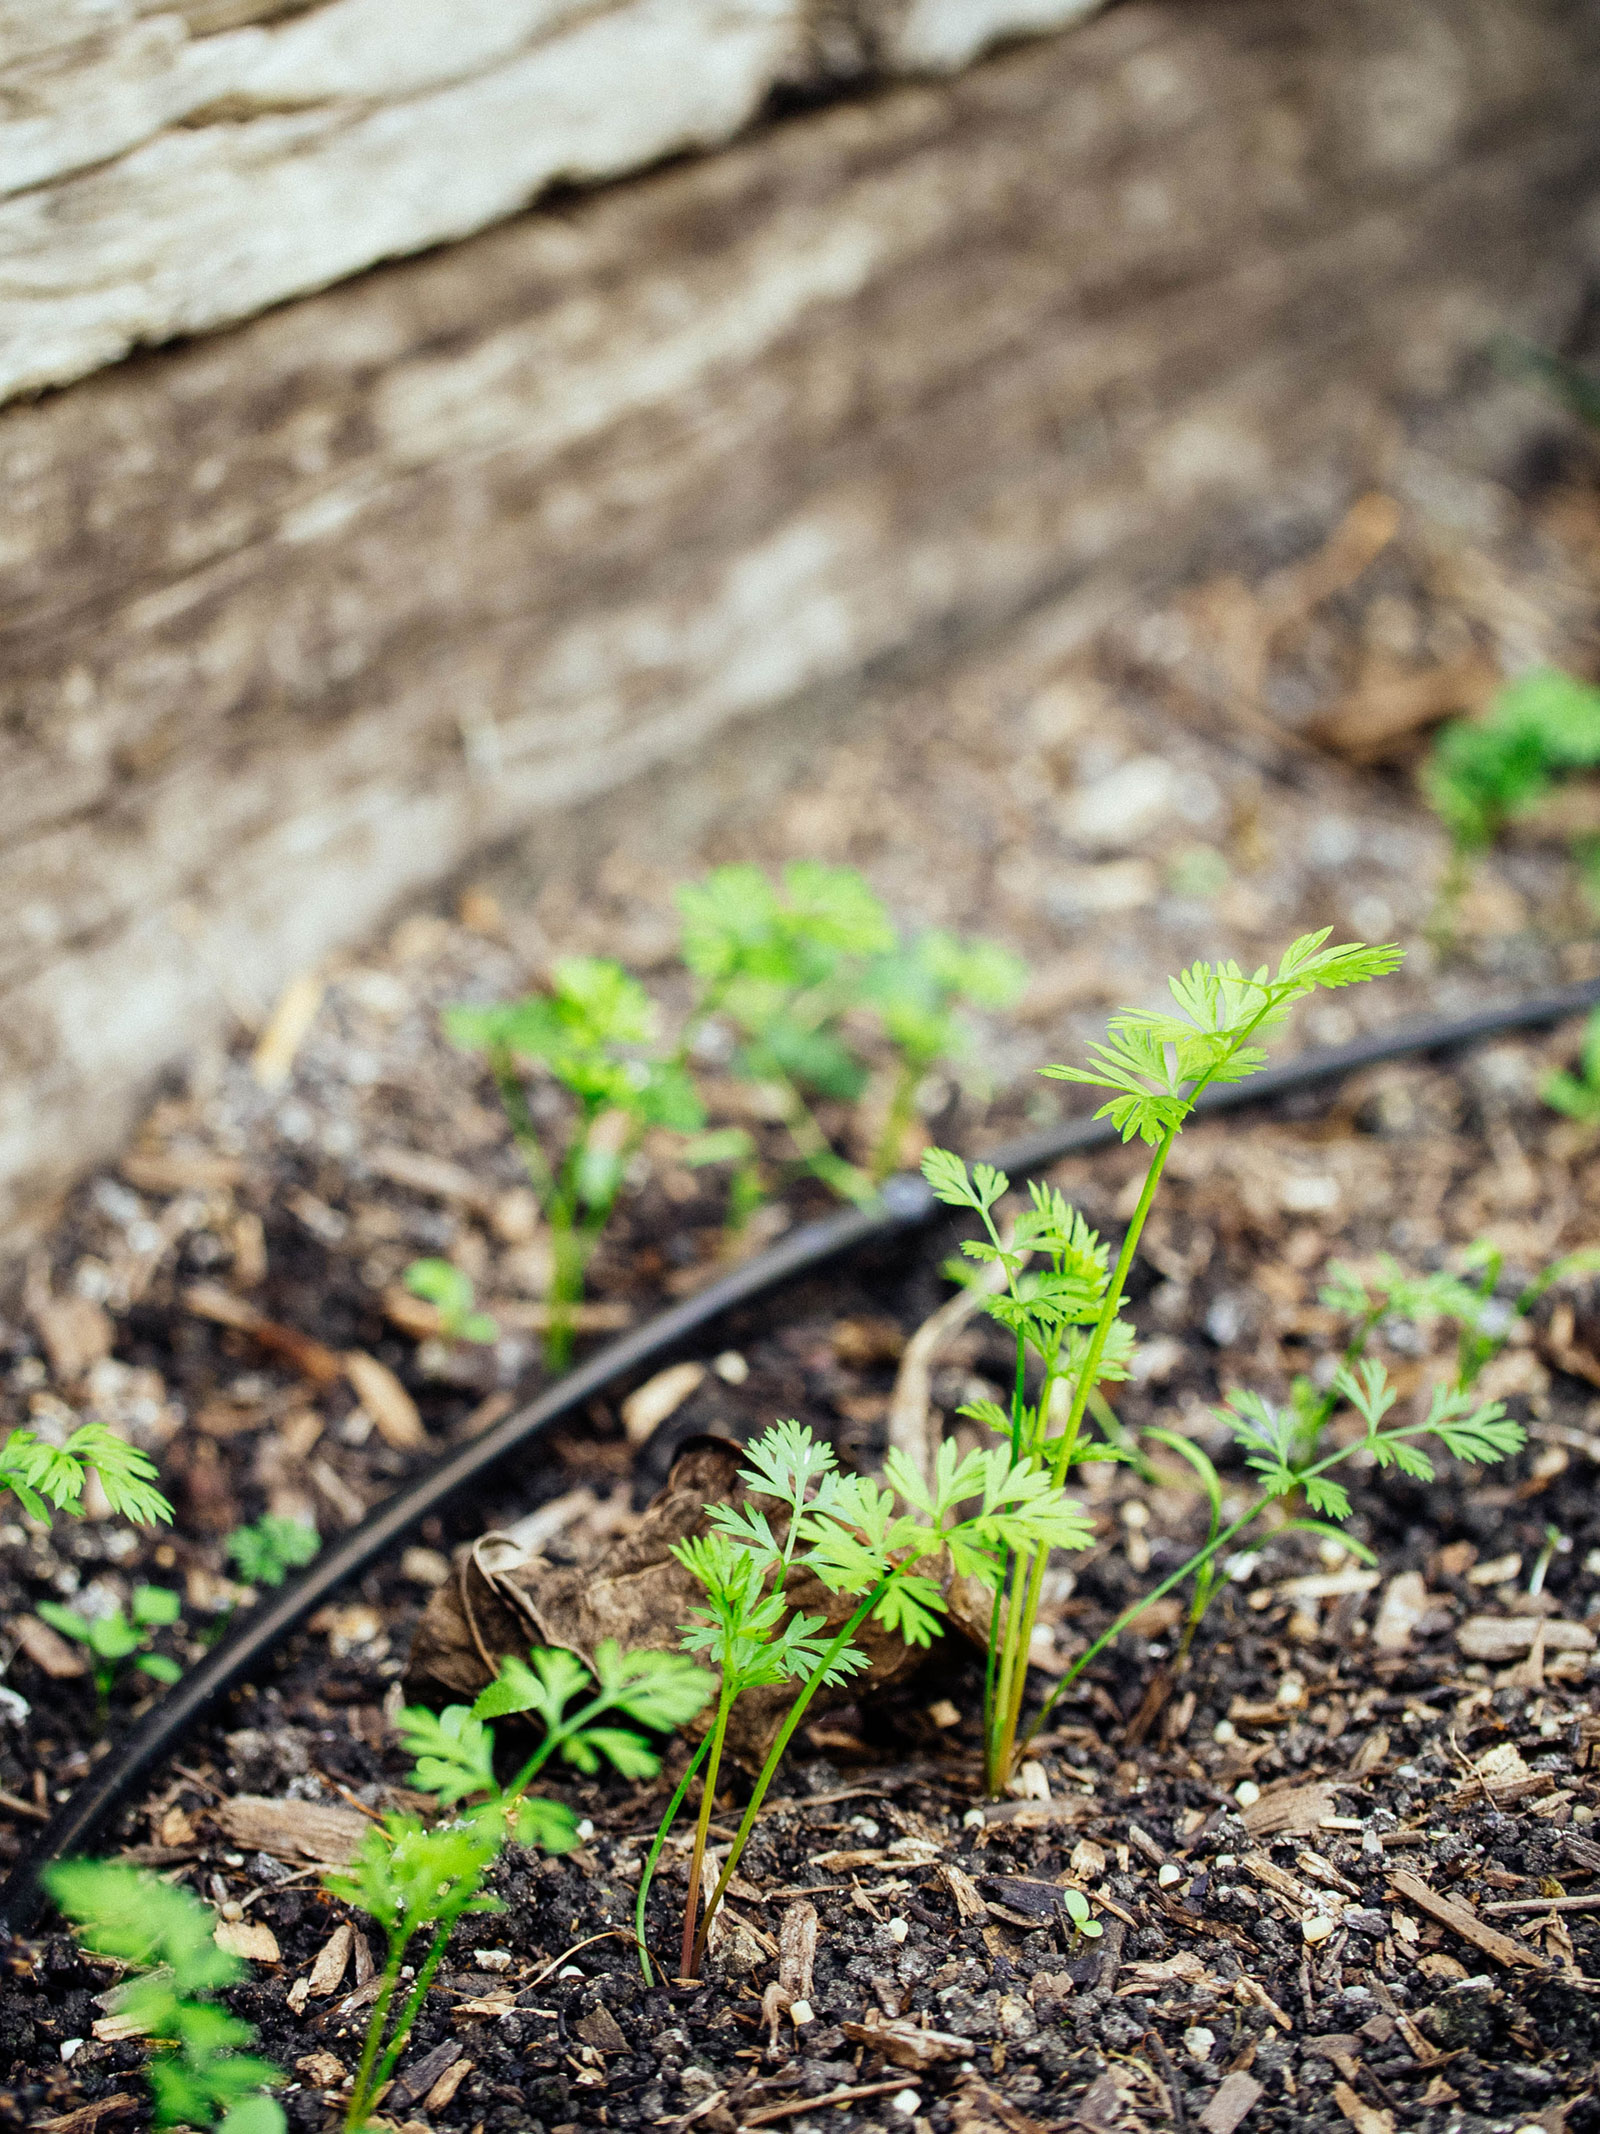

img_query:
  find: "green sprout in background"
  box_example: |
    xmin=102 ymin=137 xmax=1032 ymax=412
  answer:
xmin=37 ymin=1585 xmax=183 ymax=1707
xmin=402 ymin=1258 xmax=499 ymax=1344
xmin=45 ymin=1860 xmax=284 ymax=2134
xmin=225 ymin=1515 xmax=321 ymax=1589
xmin=1542 ymin=1004 xmax=1600 ymax=1126
xmin=446 ymin=958 xmax=704 ymax=1369
xmin=449 ymin=867 xmax=1026 ymax=1368
xmin=1424 ymin=667 xmax=1600 ymax=941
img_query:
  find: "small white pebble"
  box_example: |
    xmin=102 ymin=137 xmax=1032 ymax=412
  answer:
xmin=848 ymin=1815 xmax=881 ymax=1839
xmin=60 ymin=2040 xmax=84 ymax=2064
xmin=789 ymin=1999 xmax=814 ymax=2026
xmin=1302 ymin=1912 xmax=1336 ymax=1945
xmin=1182 ymin=2026 xmax=1215 ymax=2064
xmin=576 ymin=1819 xmax=595 ymax=1841
xmin=713 ymin=1350 xmax=749 ymax=1384
xmin=963 ymin=1808 xmax=986 ymax=1830
xmin=474 ymin=1949 xmax=513 ymax=1972
xmin=888 ymin=1918 xmax=909 ymax=1944
xmin=1234 ymin=1781 xmax=1260 ymax=1808
xmin=1212 ymin=1719 xmax=1237 ymax=1744
xmin=219 ymin=1901 xmax=244 ymax=1921
xmin=559 ymin=1965 xmax=584 ymax=1979
xmin=223 ymin=1853 xmax=245 ymax=1867
xmin=1157 ymin=1864 xmax=1182 ymax=1888
xmin=1214 ymin=1854 xmax=1236 ymax=1870
xmin=890 ymin=2091 xmax=921 ymax=2118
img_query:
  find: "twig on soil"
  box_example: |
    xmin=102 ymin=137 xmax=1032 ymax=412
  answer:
xmin=740 ymin=2077 xmax=921 ymax=2125
xmin=0 ymin=1789 xmax=47 ymax=1821
xmin=1386 ymin=1866 xmax=1546 ymax=1970
xmin=1482 ymin=1893 xmax=1600 ymax=1918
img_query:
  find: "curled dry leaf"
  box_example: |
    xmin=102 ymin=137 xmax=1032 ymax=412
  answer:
xmin=405 ymin=1437 xmax=925 ymax=1763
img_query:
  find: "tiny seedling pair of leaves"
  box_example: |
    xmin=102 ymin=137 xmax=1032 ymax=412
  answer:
xmin=44 ymin=1861 xmax=285 ymax=2134
xmin=402 ymin=1258 xmax=499 ymax=1344
xmin=0 ymin=1422 xmax=172 ymax=1529
xmin=38 ymin=1584 xmax=183 ymax=1688
xmin=225 ymin=1515 xmax=320 ymax=1589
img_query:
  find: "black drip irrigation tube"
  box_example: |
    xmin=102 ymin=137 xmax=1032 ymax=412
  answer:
xmin=4 ymin=975 xmax=1598 ymax=1931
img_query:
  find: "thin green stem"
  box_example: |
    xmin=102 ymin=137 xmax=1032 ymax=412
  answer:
xmin=693 ymin=1581 xmax=889 ymax=1969
xmin=369 ymin=1920 xmax=454 ymax=2104
xmin=680 ymin=1693 xmax=732 ymax=1981
xmin=346 ymin=1941 xmax=406 ymax=2131
xmin=1021 ymin=1497 xmax=1269 ymax=1754
xmin=636 ymin=1731 xmax=716 ymax=1983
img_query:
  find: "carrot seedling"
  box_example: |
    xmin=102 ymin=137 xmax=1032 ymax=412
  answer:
xmin=1424 ymin=668 xmax=1600 ymax=939
xmin=925 ymin=930 xmax=1408 ymax=1789
xmin=0 ymin=1421 xmax=171 ymax=1530
xmin=398 ymin=1639 xmax=713 ymax=1852
xmin=45 ymin=1859 xmax=285 ymax=2134
xmin=225 ymin=1514 xmax=320 ymax=1588
xmin=447 ymin=958 xmax=704 ymax=1368
xmin=635 ymin=1420 xmax=1090 ymax=1981
xmin=324 ymin=1813 xmax=503 ymax=2133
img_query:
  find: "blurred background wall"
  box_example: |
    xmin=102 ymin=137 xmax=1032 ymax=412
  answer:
xmin=3 ymin=0 xmax=1600 ymax=1242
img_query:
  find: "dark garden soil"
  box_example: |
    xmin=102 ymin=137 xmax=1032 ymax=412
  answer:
xmin=2 ymin=465 xmax=1600 ymax=2134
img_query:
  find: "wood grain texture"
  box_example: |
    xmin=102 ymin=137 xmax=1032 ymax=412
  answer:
xmin=0 ymin=0 xmax=1105 ymax=402
xmin=3 ymin=0 xmax=1599 ymax=1239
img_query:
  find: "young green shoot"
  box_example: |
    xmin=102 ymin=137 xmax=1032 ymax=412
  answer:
xmin=1542 ymin=1005 xmax=1600 ymax=1127
xmin=0 ymin=1422 xmax=171 ymax=1531
xmin=1060 ymin=1886 xmax=1101 ymax=1945
xmin=1021 ymin=1361 xmax=1524 ymax=1757
xmin=225 ymin=1515 xmax=320 ymax=1589
xmin=447 ymin=958 xmax=703 ymax=1368
xmin=45 ymin=1859 xmax=285 ymax=2134
xmin=1424 ymin=668 xmax=1600 ymax=940
xmin=862 ymin=929 xmax=1026 ymax=1182
xmin=402 ymin=1258 xmax=499 ymax=1344
xmin=923 ymin=930 xmax=1403 ymax=1790
xmin=324 ymin=1813 xmax=503 ymax=2133
xmin=636 ymin=1420 xmax=1091 ymax=1981
xmin=37 ymin=1584 xmax=183 ymax=1707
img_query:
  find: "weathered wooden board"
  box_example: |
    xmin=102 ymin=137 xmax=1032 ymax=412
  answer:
xmin=3 ymin=0 xmax=1599 ymax=1241
xmin=0 ymin=0 xmax=1105 ymax=403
